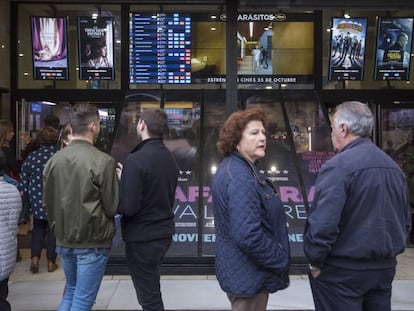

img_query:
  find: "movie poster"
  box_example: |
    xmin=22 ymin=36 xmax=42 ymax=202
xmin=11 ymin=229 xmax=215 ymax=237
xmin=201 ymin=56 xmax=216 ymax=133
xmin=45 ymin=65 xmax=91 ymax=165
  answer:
xmin=78 ymin=16 xmax=114 ymax=80
xmin=374 ymin=17 xmax=414 ymax=80
xmin=328 ymin=18 xmax=367 ymax=81
xmin=31 ymin=17 xmax=68 ymax=80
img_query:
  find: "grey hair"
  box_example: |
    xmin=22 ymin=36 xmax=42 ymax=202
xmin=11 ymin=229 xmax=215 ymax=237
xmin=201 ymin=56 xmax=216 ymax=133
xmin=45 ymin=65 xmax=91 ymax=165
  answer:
xmin=333 ymin=101 xmax=373 ymax=137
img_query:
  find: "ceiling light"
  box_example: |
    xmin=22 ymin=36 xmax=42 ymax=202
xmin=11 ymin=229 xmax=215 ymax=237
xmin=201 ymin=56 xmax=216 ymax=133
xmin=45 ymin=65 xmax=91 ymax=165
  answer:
xmin=40 ymin=101 xmax=56 ymax=106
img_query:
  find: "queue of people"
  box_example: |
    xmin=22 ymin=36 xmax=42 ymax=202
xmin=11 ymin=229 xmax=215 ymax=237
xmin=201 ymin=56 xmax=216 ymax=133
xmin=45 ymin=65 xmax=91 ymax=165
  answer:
xmin=0 ymin=100 xmax=411 ymax=311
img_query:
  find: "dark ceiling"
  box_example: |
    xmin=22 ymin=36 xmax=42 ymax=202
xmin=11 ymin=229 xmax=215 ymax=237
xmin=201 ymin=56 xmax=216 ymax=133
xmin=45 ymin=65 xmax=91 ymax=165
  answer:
xmin=11 ymin=0 xmax=414 ymax=8
xmin=237 ymin=0 xmax=414 ymax=9
xmin=14 ymin=0 xmax=414 ymax=42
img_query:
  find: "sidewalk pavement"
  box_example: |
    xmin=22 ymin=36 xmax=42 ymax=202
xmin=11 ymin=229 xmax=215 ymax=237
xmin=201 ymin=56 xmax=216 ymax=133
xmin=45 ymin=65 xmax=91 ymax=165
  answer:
xmin=8 ymin=248 xmax=414 ymax=311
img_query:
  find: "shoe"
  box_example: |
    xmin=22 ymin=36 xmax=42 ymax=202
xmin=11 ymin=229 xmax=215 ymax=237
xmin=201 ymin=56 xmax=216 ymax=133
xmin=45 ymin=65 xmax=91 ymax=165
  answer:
xmin=30 ymin=256 xmax=39 ymax=273
xmin=47 ymin=260 xmax=58 ymax=273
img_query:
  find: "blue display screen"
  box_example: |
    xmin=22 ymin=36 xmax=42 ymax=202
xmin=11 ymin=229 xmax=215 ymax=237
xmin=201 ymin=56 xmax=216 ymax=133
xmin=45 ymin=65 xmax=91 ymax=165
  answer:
xmin=31 ymin=103 xmax=41 ymax=113
xmin=129 ymin=13 xmax=191 ymax=84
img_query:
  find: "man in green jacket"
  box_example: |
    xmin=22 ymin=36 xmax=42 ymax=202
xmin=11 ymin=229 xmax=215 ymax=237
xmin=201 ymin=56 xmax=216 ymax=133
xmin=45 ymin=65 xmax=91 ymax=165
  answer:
xmin=43 ymin=103 xmax=119 ymax=311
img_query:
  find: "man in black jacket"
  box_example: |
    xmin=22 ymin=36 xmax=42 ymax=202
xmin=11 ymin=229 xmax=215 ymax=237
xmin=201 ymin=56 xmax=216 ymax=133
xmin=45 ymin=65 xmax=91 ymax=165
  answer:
xmin=304 ymin=101 xmax=410 ymax=311
xmin=118 ymin=108 xmax=178 ymax=311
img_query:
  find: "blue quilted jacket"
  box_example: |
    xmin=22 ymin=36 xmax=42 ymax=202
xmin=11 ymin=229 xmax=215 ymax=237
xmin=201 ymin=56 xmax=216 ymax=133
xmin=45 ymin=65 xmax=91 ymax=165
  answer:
xmin=212 ymin=152 xmax=290 ymax=297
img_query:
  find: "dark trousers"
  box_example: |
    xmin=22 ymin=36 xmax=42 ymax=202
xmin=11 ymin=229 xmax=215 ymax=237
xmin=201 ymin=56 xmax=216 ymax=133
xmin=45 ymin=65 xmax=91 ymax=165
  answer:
xmin=309 ymin=264 xmax=395 ymax=311
xmin=125 ymin=238 xmax=172 ymax=311
xmin=0 ymin=278 xmax=10 ymax=311
xmin=31 ymin=218 xmax=57 ymax=261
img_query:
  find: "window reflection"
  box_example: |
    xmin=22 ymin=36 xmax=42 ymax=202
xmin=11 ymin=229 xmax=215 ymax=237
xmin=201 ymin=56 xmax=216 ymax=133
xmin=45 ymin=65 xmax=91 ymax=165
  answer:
xmin=164 ymin=102 xmax=200 ymax=257
xmin=284 ymin=98 xmax=334 ymax=199
xmin=245 ymin=96 xmax=291 ymax=174
xmin=381 ymin=108 xmax=414 ymax=206
xmin=243 ymin=94 xmax=334 ymax=257
xmin=244 ymin=96 xmax=306 ymax=256
xmin=111 ymin=92 xmax=162 ymax=164
xmin=201 ymin=101 xmax=226 ymax=256
xmin=164 ymin=103 xmax=200 ymax=177
xmin=285 ymin=99 xmax=332 ymax=153
xmin=203 ymin=106 xmax=226 ymax=173
xmin=111 ymin=94 xmax=202 ymax=257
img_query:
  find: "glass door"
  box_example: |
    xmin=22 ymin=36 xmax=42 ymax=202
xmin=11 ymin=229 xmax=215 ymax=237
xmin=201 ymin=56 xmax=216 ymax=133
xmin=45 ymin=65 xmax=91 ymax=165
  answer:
xmin=16 ymin=99 xmax=57 ymax=161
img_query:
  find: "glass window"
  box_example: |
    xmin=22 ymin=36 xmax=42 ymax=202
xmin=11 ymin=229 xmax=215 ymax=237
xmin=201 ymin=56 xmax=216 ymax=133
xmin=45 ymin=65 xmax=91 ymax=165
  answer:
xmin=237 ymin=12 xmax=314 ymax=90
xmin=201 ymin=91 xmax=226 ymax=256
xmin=110 ymin=91 xmax=203 ymax=257
xmin=273 ymin=22 xmax=314 ymax=77
xmin=110 ymin=92 xmax=160 ymax=257
xmin=243 ymin=94 xmax=303 ymax=257
xmin=240 ymin=92 xmax=333 ymax=257
xmin=165 ymin=97 xmax=200 ymax=256
xmin=284 ymin=95 xmax=333 ymax=257
xmin=381 ymin=107 xmax=414 ymax=205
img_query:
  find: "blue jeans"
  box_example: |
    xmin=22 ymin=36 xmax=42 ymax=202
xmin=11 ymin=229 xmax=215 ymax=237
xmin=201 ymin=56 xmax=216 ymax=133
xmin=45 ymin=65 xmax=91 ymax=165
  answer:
xmin=56 ymin=247 xmax=110 ymax=311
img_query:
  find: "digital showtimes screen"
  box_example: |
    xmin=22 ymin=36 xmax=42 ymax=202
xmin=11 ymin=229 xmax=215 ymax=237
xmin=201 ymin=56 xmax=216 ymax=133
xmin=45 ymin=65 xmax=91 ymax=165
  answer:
xmin=129 ymin=13 xmax=191 ymax=84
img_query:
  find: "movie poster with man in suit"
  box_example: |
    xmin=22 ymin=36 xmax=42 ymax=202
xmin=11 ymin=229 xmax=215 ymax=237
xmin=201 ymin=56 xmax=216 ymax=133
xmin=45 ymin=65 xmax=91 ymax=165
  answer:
xmin=374 ymin=17 xmax=413 ymax=81
xmin=328 ymin=17 xmax=367 ymax=81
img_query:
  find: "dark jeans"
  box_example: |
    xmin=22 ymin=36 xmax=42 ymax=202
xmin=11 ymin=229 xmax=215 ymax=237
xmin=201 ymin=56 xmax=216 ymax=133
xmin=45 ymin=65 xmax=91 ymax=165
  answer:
xmin=0 ymin=278 xmax=10 ymax=311
xmin=125 ymin=238 xmax=172 ymax=311
xmin=31 ymin=218 xmax=57 ymax=261
xmin=309 ymin=264 xmax=395 ymax=311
